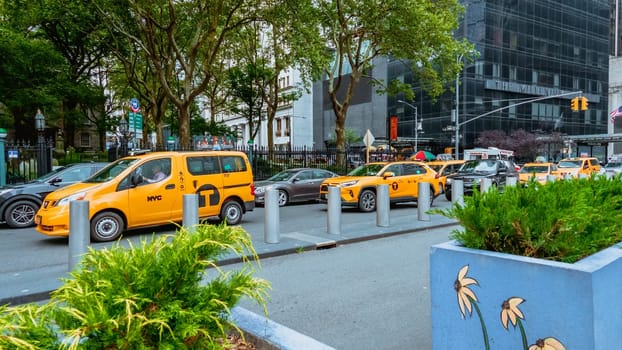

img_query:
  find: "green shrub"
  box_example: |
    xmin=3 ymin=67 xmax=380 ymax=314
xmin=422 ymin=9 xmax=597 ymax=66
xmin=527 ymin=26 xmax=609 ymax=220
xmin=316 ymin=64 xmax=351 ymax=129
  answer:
xmin=432 ymin=176 xmax=622 ymax=263
xmin=0 ymin=224 xmax=270 ymax=349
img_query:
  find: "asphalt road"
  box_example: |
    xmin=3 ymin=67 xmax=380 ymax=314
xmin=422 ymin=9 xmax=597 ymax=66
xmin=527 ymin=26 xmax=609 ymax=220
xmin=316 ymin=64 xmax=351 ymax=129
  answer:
xmin=218 ymin=224 xmax=457 ymax=350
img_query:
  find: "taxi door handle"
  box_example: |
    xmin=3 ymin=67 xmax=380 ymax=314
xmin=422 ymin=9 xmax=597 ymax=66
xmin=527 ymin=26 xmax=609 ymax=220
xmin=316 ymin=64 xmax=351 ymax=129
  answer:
xmin=165 ymin=184 xmax=175 ymax=190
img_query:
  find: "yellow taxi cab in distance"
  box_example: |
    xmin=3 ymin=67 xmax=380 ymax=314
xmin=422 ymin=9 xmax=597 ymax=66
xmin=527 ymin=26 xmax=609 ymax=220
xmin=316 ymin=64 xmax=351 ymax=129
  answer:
xmin=557 ymin=157 xmax=601 ymax=179
xmin=35 ymin=151 xmax=255 ymax=242
xmin=518 ymin=162 xmax=559 ymax=184
xmin=318 ymin=161 xmax=440 ymax=212
xmin=426 ymin=160 xmax=466 ymax=193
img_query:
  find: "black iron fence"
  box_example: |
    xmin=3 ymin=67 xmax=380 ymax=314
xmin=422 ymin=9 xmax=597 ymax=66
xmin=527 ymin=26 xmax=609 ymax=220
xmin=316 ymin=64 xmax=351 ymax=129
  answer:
xmin=2 ymin=143 xmax=409 ymax=184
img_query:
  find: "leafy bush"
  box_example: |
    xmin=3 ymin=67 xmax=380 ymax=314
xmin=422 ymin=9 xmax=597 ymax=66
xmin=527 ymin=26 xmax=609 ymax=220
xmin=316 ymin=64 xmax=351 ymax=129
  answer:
xmin=433 ymin=176 xmax=622 ymax=263
xmin=0 ymin=224 xmax=270 ymax=349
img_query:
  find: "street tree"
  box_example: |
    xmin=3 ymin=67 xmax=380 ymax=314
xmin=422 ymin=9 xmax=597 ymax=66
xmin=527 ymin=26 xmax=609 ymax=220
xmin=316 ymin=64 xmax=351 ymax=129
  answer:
xmin=314 ymin=0 xmax=473 ymax=159
xmin=4 ymin=0 xmax=113 ymax=148
xmin=95 ymin=0 xmax=262 ymax=148
xmin=0 ymin=27 xmax=69 ymax=142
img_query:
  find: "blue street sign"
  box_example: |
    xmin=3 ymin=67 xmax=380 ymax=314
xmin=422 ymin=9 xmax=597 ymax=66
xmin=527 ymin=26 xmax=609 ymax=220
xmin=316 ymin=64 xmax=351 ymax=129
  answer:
xmin=130 ymin=98 xmax=140 ymax=112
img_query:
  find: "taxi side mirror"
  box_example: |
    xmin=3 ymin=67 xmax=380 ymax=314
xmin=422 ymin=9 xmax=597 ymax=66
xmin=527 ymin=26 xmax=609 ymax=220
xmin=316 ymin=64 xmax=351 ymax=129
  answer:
xmin=383 ymin=171 xmax=395 ymax=179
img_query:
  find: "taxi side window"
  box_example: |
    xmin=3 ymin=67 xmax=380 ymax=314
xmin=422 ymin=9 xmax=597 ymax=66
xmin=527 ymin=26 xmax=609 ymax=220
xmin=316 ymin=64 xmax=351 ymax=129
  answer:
xmin=220 ymin=156 xmax=246 ymax=173
xmin=384 ymin=164 xmax=402 ymax=176
xmin=187 ymin=156 xmax=220 ymax=175
xmin=402 ymin=163 xmax=424 ymax=175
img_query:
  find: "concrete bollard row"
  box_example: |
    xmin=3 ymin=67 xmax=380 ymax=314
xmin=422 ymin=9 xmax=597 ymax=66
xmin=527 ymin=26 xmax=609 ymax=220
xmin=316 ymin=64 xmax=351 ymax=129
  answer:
xmin=327 ymin=186 xmax=341 ymax=235
xmin=417 ymin=182 xmax=430 ymax=221
xmin=264 ymin=189 xmax=280 ymax=243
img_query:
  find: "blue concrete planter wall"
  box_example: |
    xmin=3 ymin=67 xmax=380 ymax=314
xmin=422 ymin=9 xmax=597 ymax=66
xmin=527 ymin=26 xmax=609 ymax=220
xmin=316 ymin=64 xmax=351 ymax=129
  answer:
xmin=430 ymin=240 xmax=622 ymax=349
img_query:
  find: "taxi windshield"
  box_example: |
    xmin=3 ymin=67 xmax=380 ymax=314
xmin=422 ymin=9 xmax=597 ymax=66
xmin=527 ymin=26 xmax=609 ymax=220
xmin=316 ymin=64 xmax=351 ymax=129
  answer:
xmin=348 ymin=163 xmax=385 ymax=176
xmin=558 ymin=160 xmax=582 ymax=168
xmin=86 ymin=158 xmax=139 ymax=183
xmin=520 ymin=166 xmax=549 ymax=173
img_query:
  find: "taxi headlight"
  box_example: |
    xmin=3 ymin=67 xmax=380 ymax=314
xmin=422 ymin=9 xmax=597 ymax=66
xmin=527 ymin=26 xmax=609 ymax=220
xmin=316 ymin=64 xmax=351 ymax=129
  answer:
xmin=57 ymin=191 xmax=87 ymax=207
xmin=337 ymin=180 xmax=358 ymax=188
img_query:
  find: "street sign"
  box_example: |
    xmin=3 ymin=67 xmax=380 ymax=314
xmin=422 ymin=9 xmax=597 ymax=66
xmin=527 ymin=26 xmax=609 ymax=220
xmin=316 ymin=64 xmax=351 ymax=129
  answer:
xmin=363 ymin=129 xmax=375 ymax=147
xmin=130 ymin=98 xmax=140 ymax=112
xmin=167 ymin=136 xmax=175 ymax=144
xmin=7 ymin=150 xmax=17 ymax=159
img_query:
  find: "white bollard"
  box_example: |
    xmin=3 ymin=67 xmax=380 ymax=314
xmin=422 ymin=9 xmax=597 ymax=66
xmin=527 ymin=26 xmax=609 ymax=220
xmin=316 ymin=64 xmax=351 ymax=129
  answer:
xmin=69 ymin=200 xmax=90 ymax=271
xmin=376 ymin=184 xmax=390 ymax=227
xmin=563 ymin=174 xmax=573 ymax=180
xmin=480 ymin=178 xmax=492 ymax=193
xmin=506 ymin=176 xmax=517 ymax=187
xmin=182 ymin=194 xmax=199 ymax=231
xmin=452 ymin=179 xmax=464 ymax=206
xmin=547 ymin=175 xmax=557 ymax=182
xmin=327 ymin=186 xmax=341 ymax=235
xmin=264 ymin=189 xmax=280 ymax=243
xmin=417 ymin=182 xmax=430 ymax=221
xmin=578 ymin=173 xmax=588 ymax=179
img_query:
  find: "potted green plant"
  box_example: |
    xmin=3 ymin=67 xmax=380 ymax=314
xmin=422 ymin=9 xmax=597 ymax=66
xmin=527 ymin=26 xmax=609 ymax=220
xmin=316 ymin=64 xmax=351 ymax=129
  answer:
xmin=0 ymin=224 xmax=270 ymax=349
xmin=430 ymin=177 xmax=622 ymax=349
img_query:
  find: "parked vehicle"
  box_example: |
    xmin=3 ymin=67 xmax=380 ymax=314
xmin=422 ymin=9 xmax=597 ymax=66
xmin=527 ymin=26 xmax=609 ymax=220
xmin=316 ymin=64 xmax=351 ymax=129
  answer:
xmin=426 ymin=160 xmax=466 ymax=193
xmin=557 ymin=157 xmax=601 ymax=178
xmin=319 ymin=161 xmax=440 ymax=212
xmin=254 ymin=168 xmax=338 ymax=206
xmin=603 ymin=161 xmax=622 ymax=176
xmin=444 ymin=159 xmax=519 ymax=200
xmin=0 ymin=162 xmax=107 ymax=228
xmin=35 ymin=151 xmax=254 ymax=242
xmin=518 ymin=162 xmax=560 ymax=184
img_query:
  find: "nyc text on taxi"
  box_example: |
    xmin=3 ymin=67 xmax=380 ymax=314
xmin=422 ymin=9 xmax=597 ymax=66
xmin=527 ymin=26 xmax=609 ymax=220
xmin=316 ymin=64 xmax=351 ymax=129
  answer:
xmin=35 ymin=151 xmax=255 ymax=242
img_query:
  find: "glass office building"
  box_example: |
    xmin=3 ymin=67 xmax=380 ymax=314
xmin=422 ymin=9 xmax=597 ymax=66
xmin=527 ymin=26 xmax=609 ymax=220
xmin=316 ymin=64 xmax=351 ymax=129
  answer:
xmin=388 ymin=0 xmax=610 ymax=156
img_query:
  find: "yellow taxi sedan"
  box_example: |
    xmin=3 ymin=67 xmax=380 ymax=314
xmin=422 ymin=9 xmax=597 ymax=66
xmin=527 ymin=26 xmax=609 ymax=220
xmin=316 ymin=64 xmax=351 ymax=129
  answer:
xmin=319 ymin=161 xmax=440 ymax=212
xmin=519 ymin=162 xmax=559 ymax=184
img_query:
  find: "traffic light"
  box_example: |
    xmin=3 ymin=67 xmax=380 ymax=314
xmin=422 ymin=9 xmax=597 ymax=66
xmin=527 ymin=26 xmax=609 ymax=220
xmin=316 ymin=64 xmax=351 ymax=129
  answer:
xmin=570 ymin=97 xmax=579 ymax=111
xmin=580 ymin=96 xmax=589 ymax=111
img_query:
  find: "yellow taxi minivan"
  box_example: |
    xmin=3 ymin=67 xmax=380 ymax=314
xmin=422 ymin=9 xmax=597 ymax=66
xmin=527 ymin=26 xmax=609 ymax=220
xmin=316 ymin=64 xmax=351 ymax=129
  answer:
xmin=557 ymin=157 xmax=601 ymax=179
xmin=318 ymin=161 xmax=440 ymax=212
xmin=35 ymin=151 xmax=255 ymax=242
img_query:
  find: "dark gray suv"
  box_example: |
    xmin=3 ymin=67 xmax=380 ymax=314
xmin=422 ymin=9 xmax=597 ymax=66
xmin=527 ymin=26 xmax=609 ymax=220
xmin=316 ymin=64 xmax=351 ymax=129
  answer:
xmin=0 ymin=162 xmax=107 ymax=228
xmin=444 ymin=159 xmax=519 ymax=201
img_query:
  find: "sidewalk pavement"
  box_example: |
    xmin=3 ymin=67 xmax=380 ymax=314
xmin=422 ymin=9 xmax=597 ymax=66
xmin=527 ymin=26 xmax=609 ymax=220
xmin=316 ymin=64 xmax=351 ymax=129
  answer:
xmin=0 ymin=208 xmax=459 ymax=306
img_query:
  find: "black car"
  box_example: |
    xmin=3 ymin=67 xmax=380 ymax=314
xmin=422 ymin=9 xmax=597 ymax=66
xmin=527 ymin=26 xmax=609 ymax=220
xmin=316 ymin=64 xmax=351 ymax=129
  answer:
xmin=444 ymin=159 xmax=518 ymax=201
xmin=0 ymin=162 xmax=107 ymax=228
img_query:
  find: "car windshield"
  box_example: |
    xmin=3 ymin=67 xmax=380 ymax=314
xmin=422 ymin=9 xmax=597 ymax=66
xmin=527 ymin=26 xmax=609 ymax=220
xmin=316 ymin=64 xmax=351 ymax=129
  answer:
xmin=266 ymin=170 xmax=299 ymax=181
xmin=348 ymin=163 xmax=385 ymax=176
xmin=458 ymin=160 xmax=497 ymax=174
xmin=86 ymin=158 xmax=139 ymax=183
xmin=33 ymin=165 xmax=70 ymax=182
xmin=520 ymin=166 xmax=549 ymax=173
xmin=558 ymin=160 xmax=582 ymax=168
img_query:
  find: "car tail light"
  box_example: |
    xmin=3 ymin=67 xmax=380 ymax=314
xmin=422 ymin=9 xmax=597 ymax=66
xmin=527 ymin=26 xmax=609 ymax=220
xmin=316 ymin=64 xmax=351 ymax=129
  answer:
xmin=250 ymin=183 xmax=255 ymax=196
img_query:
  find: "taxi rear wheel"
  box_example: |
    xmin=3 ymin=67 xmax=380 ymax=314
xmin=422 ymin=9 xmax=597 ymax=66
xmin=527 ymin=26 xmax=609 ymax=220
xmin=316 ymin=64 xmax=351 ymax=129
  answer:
xmin=220 ymin=200 xmax=243 ymax=225
xmin=91 ymin=212 xmax=124 ymax=242
xmin=358 ymin=189 xmax=376 ymax=212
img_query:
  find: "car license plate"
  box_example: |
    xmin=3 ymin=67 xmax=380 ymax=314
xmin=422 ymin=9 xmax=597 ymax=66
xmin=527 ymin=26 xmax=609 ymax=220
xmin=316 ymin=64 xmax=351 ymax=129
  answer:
xmin=34 ymin=215 xmax=41 ymax=225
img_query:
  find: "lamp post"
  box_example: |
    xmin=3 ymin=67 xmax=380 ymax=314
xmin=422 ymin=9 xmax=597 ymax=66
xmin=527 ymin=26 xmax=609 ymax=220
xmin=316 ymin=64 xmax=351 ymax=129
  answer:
xmin=0 ymin=128 xmax=6 ymax=186
xmin=397 ymin=100 xmax=419 ymax=151
xmin=35 ymin=109 xmax=48 ymax=177
xmin=454 ymin=55 xmax=464 ymax=160
xmin=119 ymin=117 xmax=129 ymax=158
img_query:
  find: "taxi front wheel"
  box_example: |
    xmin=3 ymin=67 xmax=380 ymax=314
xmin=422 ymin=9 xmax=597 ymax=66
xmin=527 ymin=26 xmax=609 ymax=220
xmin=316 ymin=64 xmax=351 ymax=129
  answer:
xmin=91 ymin=211 xmax=124 ymax=242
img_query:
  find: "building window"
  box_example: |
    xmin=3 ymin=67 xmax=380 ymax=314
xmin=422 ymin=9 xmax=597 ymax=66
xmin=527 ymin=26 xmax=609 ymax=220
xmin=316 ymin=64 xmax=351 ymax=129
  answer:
xmin=80 ymin=133 xmax=91 ymax=147
xmin=276 ymin=118 xmax=282 ymax=137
